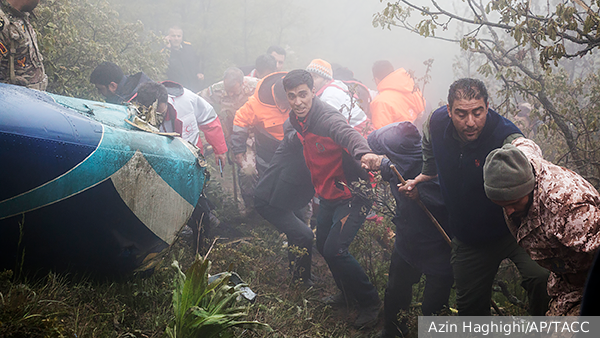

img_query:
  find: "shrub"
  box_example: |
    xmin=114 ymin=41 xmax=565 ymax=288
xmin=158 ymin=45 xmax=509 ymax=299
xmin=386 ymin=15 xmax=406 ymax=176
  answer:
xmin=166 ymin=257 xmax=272 ymax=338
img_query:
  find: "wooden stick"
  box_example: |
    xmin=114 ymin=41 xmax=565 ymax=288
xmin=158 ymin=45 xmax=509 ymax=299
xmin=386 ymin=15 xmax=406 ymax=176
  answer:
xmin=390 ymin=164 xmax=452 ymax=246
xmin=390 ymin=164 xmax=505 ymax=316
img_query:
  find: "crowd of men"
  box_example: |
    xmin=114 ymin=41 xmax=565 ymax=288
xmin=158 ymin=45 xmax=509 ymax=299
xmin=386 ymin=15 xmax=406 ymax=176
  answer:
xmin=3 ymin=3 xmax=600 ymax=336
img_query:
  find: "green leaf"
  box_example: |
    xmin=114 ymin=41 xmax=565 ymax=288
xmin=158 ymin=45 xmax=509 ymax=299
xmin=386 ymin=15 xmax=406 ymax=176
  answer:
xmin=167 ymin=257 xmax=271 ymax=337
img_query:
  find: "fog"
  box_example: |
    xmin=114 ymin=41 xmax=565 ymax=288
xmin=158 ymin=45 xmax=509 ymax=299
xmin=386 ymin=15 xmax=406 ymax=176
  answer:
xmin=114 ymin=0 xmax=465 ymax=107
xmin=290 ymin=0 xmax=462 ymax=106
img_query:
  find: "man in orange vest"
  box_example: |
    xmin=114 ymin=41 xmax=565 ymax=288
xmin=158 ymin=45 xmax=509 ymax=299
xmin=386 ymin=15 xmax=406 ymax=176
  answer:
xmin=231 ymin=71 xmax=290 ymax=181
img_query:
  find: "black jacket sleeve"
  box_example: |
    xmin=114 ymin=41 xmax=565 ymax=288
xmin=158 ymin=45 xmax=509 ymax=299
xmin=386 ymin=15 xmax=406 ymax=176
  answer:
xmin=253 ymin=121 xmax=314 ymax=210
xmin=380 ymin=158 xmax=393 ymax=182
xmin=230 ymin=124 xmax=249 ymax=154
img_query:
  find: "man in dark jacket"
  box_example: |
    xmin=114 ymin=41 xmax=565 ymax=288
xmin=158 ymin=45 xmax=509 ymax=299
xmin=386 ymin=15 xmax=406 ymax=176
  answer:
xmin=254 ymin=121 xmax=315 ymax=285
xmin=90 ymin=61 xmax=152 ymax=104
xmin=165 ymin=26 xmax=204 ymax=92
xmin=369 ymin=122 xmax=453 ymax=337
xmin=399 ymin=78 xmax=550 ymax=316
xmin=282 ymin=69 xmax=382 ymax=329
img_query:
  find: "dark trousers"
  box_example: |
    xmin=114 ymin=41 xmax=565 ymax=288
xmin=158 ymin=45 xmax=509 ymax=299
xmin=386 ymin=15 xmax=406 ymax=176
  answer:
xmin=383 ymin=247 xmax=453 ymax=335
xmin=255 ymin=199 xmax=313 ymax=281
xmin=451 ymin=233 xmax=551 ymax=315
xmin=316 ymin=197 xmax=379 ymax=307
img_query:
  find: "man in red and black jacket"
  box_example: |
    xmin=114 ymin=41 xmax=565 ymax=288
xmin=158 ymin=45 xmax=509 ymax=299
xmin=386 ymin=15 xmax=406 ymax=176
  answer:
xmin=282 ymin=69 xmax=382 ymax=329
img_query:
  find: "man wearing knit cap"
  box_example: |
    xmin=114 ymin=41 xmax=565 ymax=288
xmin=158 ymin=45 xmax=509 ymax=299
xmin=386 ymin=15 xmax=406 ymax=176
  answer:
xmin=484 ymin=138 xmax=600 ymax=315
xmin=305 ymin=59 xmax=368 ymax=133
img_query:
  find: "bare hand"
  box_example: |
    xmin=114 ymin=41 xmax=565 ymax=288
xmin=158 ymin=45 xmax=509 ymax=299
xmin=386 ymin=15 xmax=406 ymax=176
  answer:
xmin=234 ymin=153 xmax=246 ymax=166
xmin=360 ymin=153 xmax=383 ymax=171
xmin=398 ymin=179 xmax=419 ymax=200
xmin=197 ymin=73 xmax=205 ymax=81
xmin=215 ymin=153 xmax=227 ymax=167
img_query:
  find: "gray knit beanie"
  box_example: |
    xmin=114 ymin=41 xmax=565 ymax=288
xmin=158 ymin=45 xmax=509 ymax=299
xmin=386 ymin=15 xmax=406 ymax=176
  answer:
xmin=483 ymin=144 xmax=535 ymax=201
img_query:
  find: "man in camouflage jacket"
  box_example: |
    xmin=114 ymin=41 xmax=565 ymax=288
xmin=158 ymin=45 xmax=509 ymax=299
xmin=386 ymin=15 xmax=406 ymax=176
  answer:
xmin=0 ymin=0 xmax=47 ymax=90
xmin=200 ymin=67 xmax=259 ymax=140
xmin=484 ymin=137 xmax=600 ymax=315
xmin=200 ymin=67 xmax=259 ymax=212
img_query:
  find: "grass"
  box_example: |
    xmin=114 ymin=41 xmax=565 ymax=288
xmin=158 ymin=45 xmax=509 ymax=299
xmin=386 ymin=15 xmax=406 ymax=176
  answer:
xmin=0 ymin=176 xmax=532 ymax=337
xmin=0 ymin=265 xmax=174 ymax=337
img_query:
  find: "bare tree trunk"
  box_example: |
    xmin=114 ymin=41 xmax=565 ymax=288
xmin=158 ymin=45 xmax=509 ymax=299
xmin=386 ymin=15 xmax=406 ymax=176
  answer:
xmin=536 ymin=88 xmax=584 ymax=171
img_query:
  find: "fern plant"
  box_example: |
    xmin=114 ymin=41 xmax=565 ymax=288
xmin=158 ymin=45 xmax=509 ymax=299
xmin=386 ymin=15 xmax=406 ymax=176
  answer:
xmin=165 ymin=257 xmax=271 ymax=338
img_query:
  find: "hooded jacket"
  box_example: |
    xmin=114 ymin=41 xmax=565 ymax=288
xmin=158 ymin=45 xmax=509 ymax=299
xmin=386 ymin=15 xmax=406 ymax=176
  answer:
xmin=232 ymin=72 xmax=289 ymax=173
xmin=370 ymin=68 xmax=425 ymax=129
xmin=369 ymin=122 xmax=452 ymax=275
xmin=160 ymin=81 xmax=227 ymax=155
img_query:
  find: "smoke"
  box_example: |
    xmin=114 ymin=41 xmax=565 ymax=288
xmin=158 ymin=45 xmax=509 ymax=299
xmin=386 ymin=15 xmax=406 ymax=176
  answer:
xmin=288 ymin=0 xmax=461 ymax=106
xmin=112 ymin=0 xmax=463 ymax=107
